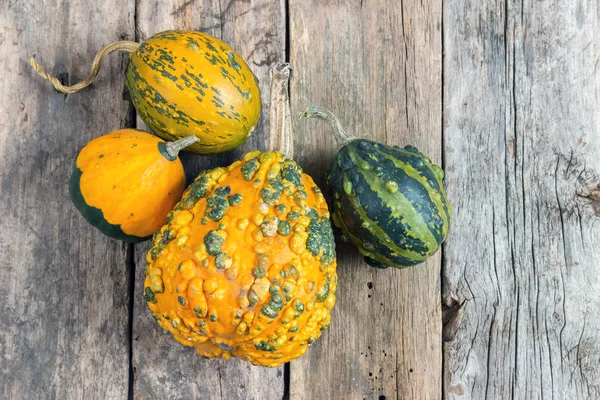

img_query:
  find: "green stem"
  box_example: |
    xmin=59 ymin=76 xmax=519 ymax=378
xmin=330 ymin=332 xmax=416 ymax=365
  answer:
xmin=300 ymin=107 xmax=356 ymax=148
xmin=164 ymin=135 xmax=200 ymax=160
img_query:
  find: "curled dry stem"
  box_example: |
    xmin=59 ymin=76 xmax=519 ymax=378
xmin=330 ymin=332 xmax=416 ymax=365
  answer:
xmin=29 ymin=40 xmax=140 ymax=94
xmin=300 ymin=106 xmax=356 ymax=148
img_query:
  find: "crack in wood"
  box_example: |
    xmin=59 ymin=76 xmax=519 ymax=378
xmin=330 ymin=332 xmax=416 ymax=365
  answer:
xmin=127 ymin=244 xmax=136 ymax=400
xmin=442 ymin=296 xmax=466 ymax=342
xmin=171 ymin=0 xmax=196 ymax=17
xmin=129 ymin=1 xmax=286 ymax=398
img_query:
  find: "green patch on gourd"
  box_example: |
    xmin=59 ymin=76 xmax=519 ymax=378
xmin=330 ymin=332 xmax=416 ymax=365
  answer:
xmin=260 ymin=220 xmax=278 ymax=237
xmin=205 ymin=186 xmax=230 ymax=221
xmin=204 ymin=230 xmax=225 ymax=256
xmin=316 ymin=274 xmax=331 ymax=302
xmin=241 ymin=158 xmax=260 ymax=180
xmin=215 ymin=252 xmax=228 ymax=269
xmin=228 ymin=193 xmax=243 ymax=206
xmin=193 ymin=306 xmax=206 ymax=318
xmin=261 ymin=304 xmax=279 ymax=318
xmin=282 ymin=163 xmax=302 ymax=186
xmin=159 ymin=228 xmax=176 ymax=245
xmin=305 ymin=208 xmax=336 ymax=266
xmin=254 ymin=340 xmax=276 ymax=352
xmin=144 ymin=287 xmax=157 ymax=304
xmin=69 ymin=166 xmax=147 ymax=243
xmin=294 ymin=300 xmax=305 ymax=313
xmin=182 ymin=174 xmax=212 ymax=207
xmin=277 ymin=220 xmax=291 ymax=236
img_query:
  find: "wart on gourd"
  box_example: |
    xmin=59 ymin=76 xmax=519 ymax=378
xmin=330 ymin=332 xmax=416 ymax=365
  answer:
xmin=142 ymin=64 xmax=338 ymax=368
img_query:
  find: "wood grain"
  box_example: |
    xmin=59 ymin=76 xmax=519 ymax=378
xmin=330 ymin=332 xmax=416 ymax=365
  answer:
xmin=4 ymin=0 xmax=599 ymax=398
xmin=131 ymin=1 xmax=286 ymax=398
xmin=443 ymin=0 xmax=600 ymax=398
xmin=0 ymin=0 xmax=135 ymax=398
xmin=288 ymin=0 xmax=443 ymax=398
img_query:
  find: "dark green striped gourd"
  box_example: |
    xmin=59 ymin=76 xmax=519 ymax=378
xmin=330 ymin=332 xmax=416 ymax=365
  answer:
xmin=302 ymin=107 xmax=452 ymax=269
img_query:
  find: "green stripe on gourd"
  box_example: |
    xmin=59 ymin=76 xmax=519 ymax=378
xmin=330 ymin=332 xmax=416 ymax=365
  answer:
xmin=351 ymin=144 xmax=449 ymax=243
xmin=69 ymin=167 xmax=147 ymax=243
xmin=337 ymin=168 xmax=432 ymax=261
xmin=375 ymin=144 xmax=451 ymax=230
xmin=302 ymin=107 xmax=452 ymax=269
xmin=335 ymin=194 xmax=420 ymax=266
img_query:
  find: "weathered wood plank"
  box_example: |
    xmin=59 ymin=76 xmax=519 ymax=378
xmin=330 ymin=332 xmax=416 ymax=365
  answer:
xmin=0 ymin=0 xmax=134 ymax=399
xmin=288 ymin=1 xmax=443 ymax=398
xmin=443 ymin=0 xmax=600 ymax=398
xmin=131 ymin=1 xmax=286 ymax=398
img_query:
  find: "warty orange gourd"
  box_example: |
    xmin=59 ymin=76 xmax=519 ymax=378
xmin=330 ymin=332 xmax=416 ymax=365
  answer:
xmin=143 ymin=64 xmax=338 ymax=367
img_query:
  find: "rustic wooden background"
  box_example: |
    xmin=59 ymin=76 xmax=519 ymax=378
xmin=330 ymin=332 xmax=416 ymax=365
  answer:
xmin=1 ymin=0 xmax=599 ymax=399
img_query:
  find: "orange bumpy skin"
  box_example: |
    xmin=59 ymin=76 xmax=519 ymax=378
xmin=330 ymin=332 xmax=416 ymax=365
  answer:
xmin=144 ymin=151 xmax=337 ymax=367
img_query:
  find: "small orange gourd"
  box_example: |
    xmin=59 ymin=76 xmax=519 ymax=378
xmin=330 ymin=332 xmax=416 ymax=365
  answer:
xmin=70 ymin=129 xmax=198 ymax=242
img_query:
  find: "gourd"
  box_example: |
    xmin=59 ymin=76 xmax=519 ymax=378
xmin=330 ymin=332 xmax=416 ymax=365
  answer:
xmin=143 ymin=65 xmax=337 ymax=367
xmin=302 ymin=107 xmax=452 ymax=269
xmin=30 ymin=30 xmax=260 ymax=154
xmin=70 ymin=129 xmax=198 ymax=243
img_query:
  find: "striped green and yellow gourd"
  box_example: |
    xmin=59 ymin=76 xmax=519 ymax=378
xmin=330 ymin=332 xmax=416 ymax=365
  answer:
xmin=126 ymin=30 xmax=261 ymax=154
xmin=302 ymin=107 xmax=452 ymax=269
xmin=30 ymin=30 xmax=261 ymax=155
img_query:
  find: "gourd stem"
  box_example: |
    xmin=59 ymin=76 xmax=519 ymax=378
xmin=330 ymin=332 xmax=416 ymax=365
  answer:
xmin=268 ymin=63 xmax=293 ymax=159
xmin=300 ymin=106 xmax=356 ymax=148
xmin=164 ymin=136 xmax=200 ymax=159
xmin=29 ymin=40 xmax=140 ymax=94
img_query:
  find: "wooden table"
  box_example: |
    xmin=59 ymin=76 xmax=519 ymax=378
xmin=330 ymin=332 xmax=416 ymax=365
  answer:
xmin=2 ymin=0 xmax=599 ymax=399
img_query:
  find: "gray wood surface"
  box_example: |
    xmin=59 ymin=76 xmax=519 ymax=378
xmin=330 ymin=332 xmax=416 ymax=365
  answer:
xmin=131 ymin=1 xmax=286 ymax=399
xmin=0 ymin=0 xmax=134 ymax=398
xmin=3 ymin=0 xmax=600 ymax=399
xmin=288 ymin=1 xmax=443 ymax=398
xmin=443 ymin=0 xmax=600 ymax=399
